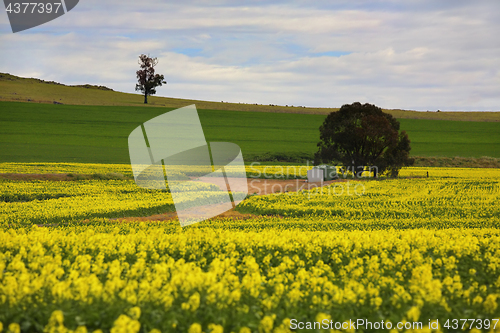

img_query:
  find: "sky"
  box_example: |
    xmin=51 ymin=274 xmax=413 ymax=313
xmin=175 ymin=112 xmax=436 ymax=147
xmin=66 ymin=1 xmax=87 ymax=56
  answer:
xmin=0 ymin=0 xmax=499 ymax=111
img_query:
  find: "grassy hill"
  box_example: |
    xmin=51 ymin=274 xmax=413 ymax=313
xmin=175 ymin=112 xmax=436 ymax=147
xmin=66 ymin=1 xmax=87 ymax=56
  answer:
xmin=1 ymin=72 xmax=499 ymax=121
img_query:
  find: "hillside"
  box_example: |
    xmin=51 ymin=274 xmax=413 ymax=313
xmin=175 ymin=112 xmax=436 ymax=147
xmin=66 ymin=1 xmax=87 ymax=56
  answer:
xmin=1 ymin=72 xmax=499 ymax=122
xmin=2 ymin=101 xmax=500 ymax=164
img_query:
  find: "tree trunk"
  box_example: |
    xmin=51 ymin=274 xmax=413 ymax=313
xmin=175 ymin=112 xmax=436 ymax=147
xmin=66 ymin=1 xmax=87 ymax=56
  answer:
xmin=144 ymin=93 xmax=148 ymax=104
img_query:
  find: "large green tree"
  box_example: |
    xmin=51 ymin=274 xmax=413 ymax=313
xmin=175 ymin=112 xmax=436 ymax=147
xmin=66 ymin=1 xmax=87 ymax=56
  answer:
xmin=315 ymin=102 xmax=414 ymax=177
xmin=135 ymin=54 xmax=166 ymax=104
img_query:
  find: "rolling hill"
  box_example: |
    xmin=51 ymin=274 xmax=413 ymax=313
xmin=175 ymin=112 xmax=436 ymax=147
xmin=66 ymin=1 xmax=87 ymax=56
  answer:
xmin=1 ymin=72 xmax=499 ymax=121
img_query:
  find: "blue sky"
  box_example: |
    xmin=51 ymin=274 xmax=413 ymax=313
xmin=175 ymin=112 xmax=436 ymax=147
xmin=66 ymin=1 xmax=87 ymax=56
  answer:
xmin=1 ymin=0 xmax=499 ymax=111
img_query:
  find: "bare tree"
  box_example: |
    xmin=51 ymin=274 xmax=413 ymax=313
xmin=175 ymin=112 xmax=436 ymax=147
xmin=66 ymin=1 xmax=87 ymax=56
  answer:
xmin=135 ymin=54 xmax=166 ymax=104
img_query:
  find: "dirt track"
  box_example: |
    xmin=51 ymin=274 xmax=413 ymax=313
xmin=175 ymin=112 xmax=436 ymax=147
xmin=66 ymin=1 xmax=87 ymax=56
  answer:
xmin=3 ymin=173 xmax=341 ymax=223
xmin=246 ymin=178 xmax=342 ymax=195
xmin=0 ymin=173 xmax=77 ymax=181
xmin=1 ymin=173 xmax=341 ymax=195
xmin=112 ymin=178 xmax=343 ymax=223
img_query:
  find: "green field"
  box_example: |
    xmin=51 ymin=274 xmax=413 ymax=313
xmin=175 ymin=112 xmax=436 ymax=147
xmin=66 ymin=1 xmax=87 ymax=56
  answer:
xmin=398 ymin=118 xmax=500 ymax=157
xmin=1 ymin=101 xmax=500 ymax=164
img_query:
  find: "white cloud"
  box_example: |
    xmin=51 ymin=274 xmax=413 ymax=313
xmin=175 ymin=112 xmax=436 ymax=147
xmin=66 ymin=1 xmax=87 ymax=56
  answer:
xmin=0 ymin=0 xmax=499 ymax=110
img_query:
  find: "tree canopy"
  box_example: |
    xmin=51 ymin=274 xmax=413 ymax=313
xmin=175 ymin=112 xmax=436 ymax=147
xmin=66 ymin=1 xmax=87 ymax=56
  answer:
xmin=315 ymin=102 xmax=414 ymax=177
xmin=135 ymin=54 xmax=166 ymax=104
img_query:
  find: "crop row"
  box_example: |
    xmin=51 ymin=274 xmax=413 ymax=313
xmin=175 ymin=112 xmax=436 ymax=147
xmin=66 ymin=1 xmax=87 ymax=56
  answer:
xmin=2 ymin=172 xmax=499 ymax=227
xmin=237 ymin=178 xmax=500 ymax=221
xmin=0 ymin=180 xmax=224 ymax=226
xmin=2 ymin=163 xmax=500 ymax=180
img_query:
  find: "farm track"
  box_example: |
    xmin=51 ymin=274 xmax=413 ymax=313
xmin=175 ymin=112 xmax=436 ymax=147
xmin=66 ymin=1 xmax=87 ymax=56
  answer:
xmin=3 ymin=173 xmax=349 ymax=223
xmin=0 ymin=173 xmax=82 ymax=181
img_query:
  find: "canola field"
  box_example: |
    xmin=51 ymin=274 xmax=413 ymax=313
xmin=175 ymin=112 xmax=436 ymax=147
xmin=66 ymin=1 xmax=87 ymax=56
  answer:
xmin=1 ymin=163 xmax=500 ymax=332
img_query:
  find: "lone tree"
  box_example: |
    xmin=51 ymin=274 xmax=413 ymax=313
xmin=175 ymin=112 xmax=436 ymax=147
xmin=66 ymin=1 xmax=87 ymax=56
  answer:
xmin=315 ymin=102 xmax=414 ymax=177
xmin=135 ymin=54 xmax=166 ymax=104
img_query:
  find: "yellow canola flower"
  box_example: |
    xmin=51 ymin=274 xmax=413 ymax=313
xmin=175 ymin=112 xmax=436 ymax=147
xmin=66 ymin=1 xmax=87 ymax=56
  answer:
xmin=43 ymin=310 xmax=69 ymax=333
xmin=188 ymin=323 xmax=202 ymax=333
xmin=7 ymin=323 xmax=20 ymax=333
xmin=259 ymin=315 xmax=275 ymax=333
xmin=406 ymin=306 xmax=421 ymax=321
xmin=110 ymin=315 xmax=140 ymax=333
xmin=75 ymin=327 xmax=88 ymax=333
xmin=315 ymin=312 xmax=331 ymax=323
xmin=208 ymin=323 xmax=224 ymax=333
xmin=127 ymin=307 xmax=141 ymax=320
